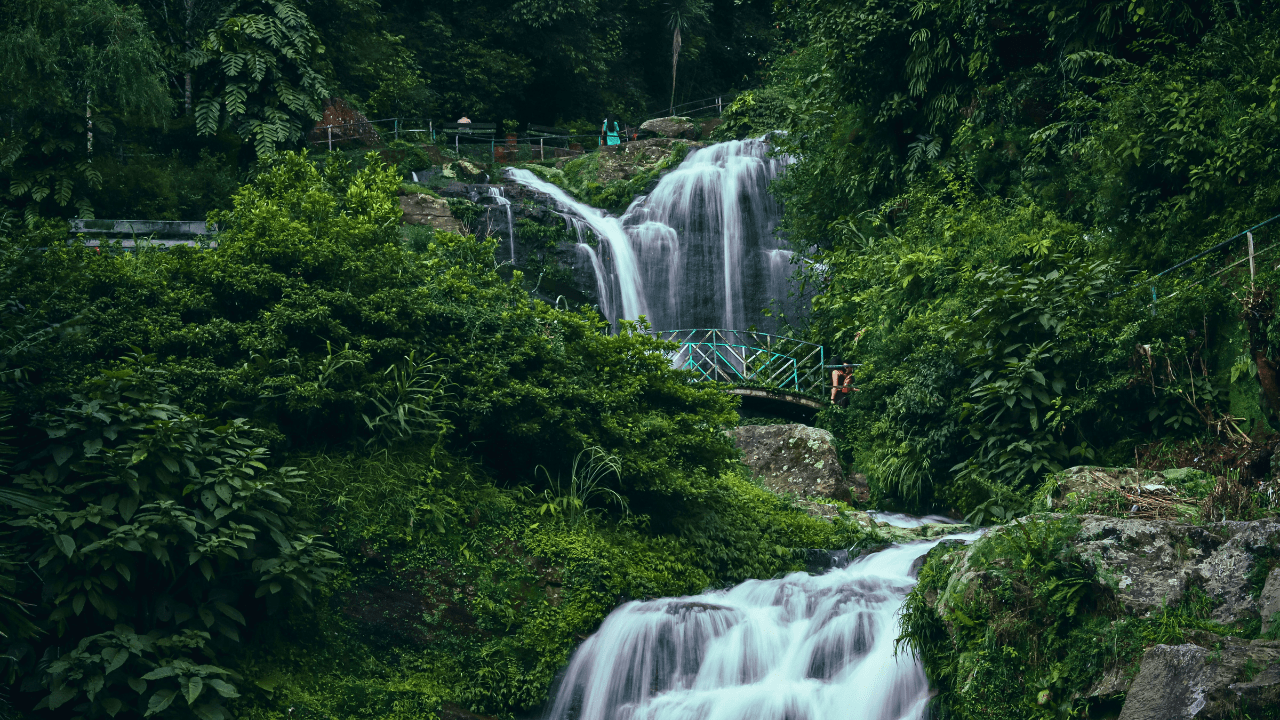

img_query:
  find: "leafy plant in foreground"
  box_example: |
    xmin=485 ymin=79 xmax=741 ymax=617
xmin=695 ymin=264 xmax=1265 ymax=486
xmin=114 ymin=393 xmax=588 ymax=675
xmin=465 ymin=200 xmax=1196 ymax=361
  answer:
xmin=537 ymin=446 xmax=628 ymax=525
xmin=3 ymin=359 xmax=339 ymax=720
xmin=949 ymin=253 xmax=1113 ymax=491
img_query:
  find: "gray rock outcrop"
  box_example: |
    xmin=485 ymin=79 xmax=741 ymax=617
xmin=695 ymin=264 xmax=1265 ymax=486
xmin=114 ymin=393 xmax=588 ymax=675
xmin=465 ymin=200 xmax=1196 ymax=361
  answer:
xmin=1262 ymin=566 xmax=1280 ymax=635
xmin=939 ymin=514 xmax=1280 ymax=625
xmin=1118 ymin=640 xmax=1280 ymax=719
xmin=400 ymin=194 xmax=463 ymax=234
xmin=639 ymin=116 xmax=699 ymax=140
xmin=1073 ymin=515 xmax=1280 ymax=623
xmin=725 ymin=424 xmax=847 ymax=500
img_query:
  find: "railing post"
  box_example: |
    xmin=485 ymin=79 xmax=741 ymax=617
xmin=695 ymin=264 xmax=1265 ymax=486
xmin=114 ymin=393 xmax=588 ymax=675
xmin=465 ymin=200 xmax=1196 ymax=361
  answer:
xmin=327 ymin=126 xmax=332 ymax=152
xmin=1249 ymin=231 xmax=1256 ymax=280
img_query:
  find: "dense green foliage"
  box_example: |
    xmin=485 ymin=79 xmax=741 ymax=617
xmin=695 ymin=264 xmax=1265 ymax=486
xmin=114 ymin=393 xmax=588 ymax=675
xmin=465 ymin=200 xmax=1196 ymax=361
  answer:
xmin=0 ymin=0 xmax=172 ymax=220
xmin=7 ymin=0 xmax=1280 ymax=717
xmin=8 ymin=363 xmax=339 ymax=720
xmin=0 ymin=0 xmax=775 ymax=220
xmin=0 ymin=151 xmax=886 ymax=720
xmin=713 ymin=0 xmax=1280 ymax=515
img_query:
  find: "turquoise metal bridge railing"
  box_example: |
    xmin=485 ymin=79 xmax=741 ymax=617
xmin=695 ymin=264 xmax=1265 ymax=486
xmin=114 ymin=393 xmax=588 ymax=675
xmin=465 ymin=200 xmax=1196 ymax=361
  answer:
xmin=652 ymin=329 xmax=826 ymax=396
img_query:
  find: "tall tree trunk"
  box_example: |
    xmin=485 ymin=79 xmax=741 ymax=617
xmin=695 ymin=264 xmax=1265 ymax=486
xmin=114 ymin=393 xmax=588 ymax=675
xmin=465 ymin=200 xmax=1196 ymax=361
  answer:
xmin=1242 ymin=286 xmax=1280 ymax=426
xmin=670 ymin=26 xmax=681 ymax=116
xmin=86 ymin=92 xmax=93 ymax=155
xmin=184 ymin=0 xmax=195 ymax=115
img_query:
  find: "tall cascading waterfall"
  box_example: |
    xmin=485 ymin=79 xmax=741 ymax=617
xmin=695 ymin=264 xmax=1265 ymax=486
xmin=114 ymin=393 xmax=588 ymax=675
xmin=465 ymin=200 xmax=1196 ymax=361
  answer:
xmin=543 ymin=531 xmax=980 ymax=720
xmin=506 ymin=138 xmax=797 ymax=332
xmin=487 ymin=186 xmax=516 ymax=263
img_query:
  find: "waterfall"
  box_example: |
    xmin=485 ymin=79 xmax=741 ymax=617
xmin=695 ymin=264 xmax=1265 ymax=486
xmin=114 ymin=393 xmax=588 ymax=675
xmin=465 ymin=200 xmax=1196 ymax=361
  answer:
xmin=487 ymin=186 xmax=516 ymax=263
xmin=543 ymin=532 xmax=980 ymax=720
xmin=505 ymin=170 xmax=649 ymax=321
xmin=576 ymin=243 xmax=613 ymax=321
xmin=507 ymin=138 xmax=796 ymax=331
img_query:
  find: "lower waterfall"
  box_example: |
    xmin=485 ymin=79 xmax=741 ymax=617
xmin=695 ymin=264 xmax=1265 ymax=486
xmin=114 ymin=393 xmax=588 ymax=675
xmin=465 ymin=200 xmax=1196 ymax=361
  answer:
xmin=543 ymin=532 xmax=980 ymax=720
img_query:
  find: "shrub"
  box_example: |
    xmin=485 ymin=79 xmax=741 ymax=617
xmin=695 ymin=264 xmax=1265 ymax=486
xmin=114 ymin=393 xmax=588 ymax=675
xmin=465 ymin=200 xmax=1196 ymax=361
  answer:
xmin=3 ymin=360 xmax=338 ymax=720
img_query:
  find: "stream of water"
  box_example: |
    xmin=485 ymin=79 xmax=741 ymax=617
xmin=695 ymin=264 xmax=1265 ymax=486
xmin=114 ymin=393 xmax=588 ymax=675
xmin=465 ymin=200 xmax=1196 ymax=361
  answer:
xmin=507 ymin=138 xmax=801 ymax=332
xmin=544 ymin=531 xmax=981 ymax=720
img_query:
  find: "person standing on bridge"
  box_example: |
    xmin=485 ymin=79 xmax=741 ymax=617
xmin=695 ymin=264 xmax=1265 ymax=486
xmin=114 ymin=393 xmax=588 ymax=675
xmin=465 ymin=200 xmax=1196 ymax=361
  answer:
xmin=830 ymin=363 xmax=855 ymax=407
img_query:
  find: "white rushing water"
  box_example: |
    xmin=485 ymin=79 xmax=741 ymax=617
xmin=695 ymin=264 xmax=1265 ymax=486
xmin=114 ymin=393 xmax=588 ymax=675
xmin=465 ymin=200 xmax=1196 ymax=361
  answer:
xmin=486 ymin=186 xmax=516 ymax=263
xmin=868 ymin=513 xmax=963 ymax=529
xmin=544 ymin=532 xmax=981 ymax=720
xmin=507 ymin=138 xmax=800 ymax=331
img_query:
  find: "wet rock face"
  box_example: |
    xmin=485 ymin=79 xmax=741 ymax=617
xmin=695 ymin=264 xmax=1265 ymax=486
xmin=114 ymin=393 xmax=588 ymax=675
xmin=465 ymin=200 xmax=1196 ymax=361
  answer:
xmin=400 ymin=193 xmax=463 ymax=234
xmin=1262 ymin=566 xmax=1280 ymax=635
xmin=639 ymin=116 xmax=699 ymax=140
xmin=1073 ymin=515 xmax=1280 ymax=623
xmin=1117 ymin=640 xmax=1280 ymax=720
xmin=724 ymin=424 xmax=846 ymax=500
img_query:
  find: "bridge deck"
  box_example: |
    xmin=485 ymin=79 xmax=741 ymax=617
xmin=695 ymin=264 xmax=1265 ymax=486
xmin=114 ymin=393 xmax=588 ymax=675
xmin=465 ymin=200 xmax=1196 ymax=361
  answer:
xmin=652 ymin=329 xmax=832 ymax=412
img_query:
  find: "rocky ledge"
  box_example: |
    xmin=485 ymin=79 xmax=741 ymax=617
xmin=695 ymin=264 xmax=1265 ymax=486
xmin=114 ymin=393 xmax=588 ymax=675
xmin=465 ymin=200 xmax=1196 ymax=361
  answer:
xmin=1119 ymin=638 xmax=1280 ymax=719
xmin=922 ymin=510 xmax=1280 ymax=718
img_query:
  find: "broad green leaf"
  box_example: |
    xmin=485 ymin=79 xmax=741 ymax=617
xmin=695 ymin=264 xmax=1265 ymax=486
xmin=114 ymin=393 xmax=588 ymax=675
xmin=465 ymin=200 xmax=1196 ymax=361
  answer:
xmin=185 ymin=676 xmax=204 ymax=704
xmin=141 ymin=666 xmax=179 ymax=681
xmin=208 ymin=679 xmax=240 ymax=698
xmin=146 ymin=689 xmax=177 ymax=716
xmin=215 ymin=602 xmax=246 ymax=625
xmin=52 ymin=445 xmax=74 ymax=466
xmin=47 ymin=684 xmax=78 ymax=710
xmin=56 ymin=534 xmax=76 ymax=557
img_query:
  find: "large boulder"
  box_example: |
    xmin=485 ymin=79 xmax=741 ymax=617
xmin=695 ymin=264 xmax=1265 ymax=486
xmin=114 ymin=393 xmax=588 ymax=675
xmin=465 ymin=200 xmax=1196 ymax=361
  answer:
xmin=639 ymin=116 xmax=699 ymax=140
xmin=1118 ymin=640 xmax=1280 ymax=719
xmin=725 ymin=424 xmax=847 ymax=500
xmin=1071 ymin=514 xmax=1280 ymax=623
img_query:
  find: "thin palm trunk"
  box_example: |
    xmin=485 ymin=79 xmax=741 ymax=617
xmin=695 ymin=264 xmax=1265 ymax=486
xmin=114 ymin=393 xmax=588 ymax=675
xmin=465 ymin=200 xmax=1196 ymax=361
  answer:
xmin=670 ymin=25 xmax=681 ymax=116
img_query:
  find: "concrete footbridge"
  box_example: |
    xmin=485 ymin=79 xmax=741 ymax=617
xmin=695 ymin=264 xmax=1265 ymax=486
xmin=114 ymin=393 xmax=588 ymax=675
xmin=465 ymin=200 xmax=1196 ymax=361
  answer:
xmin=650 ymin=329 xmax=833 ymax=416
